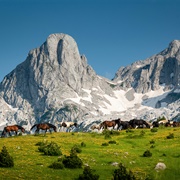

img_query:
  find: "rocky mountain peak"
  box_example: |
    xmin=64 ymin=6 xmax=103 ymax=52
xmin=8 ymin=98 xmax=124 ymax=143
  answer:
xmin=0 ymin=35 xmax=180 ymax=131
xmin=160 ymin=40 xmax=180 ymax=57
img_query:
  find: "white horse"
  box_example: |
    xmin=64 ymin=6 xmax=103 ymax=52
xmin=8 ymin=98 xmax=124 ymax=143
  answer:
xmin=59 ymin=122 xmax=78 ymax=132
xmin=158 ymin=119 xmax=169 ymax=125
xmin=91 ymin=124 xmax=100 ymax=131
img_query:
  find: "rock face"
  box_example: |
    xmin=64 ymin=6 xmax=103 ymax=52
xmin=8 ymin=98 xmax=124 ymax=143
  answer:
xmin=0 ymin=33 xmax=114 ymax=129
xmin=0 ymin=34 xmax=180 ymax=131
xmin=113 ymin=40 xmax=180 ymax=93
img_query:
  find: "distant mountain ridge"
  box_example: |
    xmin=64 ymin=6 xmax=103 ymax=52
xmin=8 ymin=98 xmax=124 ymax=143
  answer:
xmin=0 ymin=34 xmax=180 ymax=131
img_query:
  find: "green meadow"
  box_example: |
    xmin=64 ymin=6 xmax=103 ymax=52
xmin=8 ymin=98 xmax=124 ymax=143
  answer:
xmin=0 ymin=127 xmax=179 ymax=180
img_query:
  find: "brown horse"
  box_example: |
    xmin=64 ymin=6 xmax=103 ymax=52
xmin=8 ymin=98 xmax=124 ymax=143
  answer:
xmin=1 ymin=125 xmax=25 ymax=137
xmin=99 ymin=118 xmax=121 ymax=130
xmin=30 ymin=123 xmax=57 ymax=134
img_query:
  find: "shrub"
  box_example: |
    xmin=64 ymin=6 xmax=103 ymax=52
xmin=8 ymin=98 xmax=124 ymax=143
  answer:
xmin=62 ymin=151 xmax=83 ymax=168
xmin=149 ymin=140 xmax=155 ymax=144
xmin=101 ymin=142 xmax=109 ymax=146
xmin=0 ymin=146 xmax=14 ymax=167
xmin=81 ymin=142 xmax=86 ymax=147
xmin=76 ymin=166 xmax=99 ymax=180
xmin=113 ymin=163 xmax=136 ymax=180
xmin=38 ymin=141 xmax=62 ymax=156
xmin=143 ymin=150 xmax=152 ymax=157
xmin=35 ymin=140 xmax=47 ymax=146
xmin=108 ymin=140 xmax=116 ymax=144
xmin=71 ymin=144 xmax=82 ymax=153
xmin=48 ymin=161 xmax=64 ymax=169
xmin=151 ymin=128 xmax=158 ymax=132
xmin=166 ymin=133 xmax=174 ymax=139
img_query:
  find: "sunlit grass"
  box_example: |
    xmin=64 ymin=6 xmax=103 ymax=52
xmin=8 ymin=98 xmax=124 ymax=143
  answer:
xmin=0 ymin=127 xmax=179 ymax=179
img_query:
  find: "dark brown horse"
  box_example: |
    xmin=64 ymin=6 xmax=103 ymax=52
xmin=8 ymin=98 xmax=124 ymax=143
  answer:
xmin=30 ymin=123 xmax=57 ymax=134
xmin=1 ymin=125 xmax=25 ymax=137
xmin=129 ymin=119 xmax=150 ymax=129
xmin=99 ymin=118 xmax=121 ymax=130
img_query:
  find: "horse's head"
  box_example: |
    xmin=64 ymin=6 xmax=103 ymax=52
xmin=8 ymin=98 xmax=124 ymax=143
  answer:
xmin=21 ymin=127 xmax=25 ymax=133
xmin=62 ymin=122 xmax=67 ymax=127
xmin=54 ymin=126 xmax=57 ymax=132
xmin=74 ymin=122 xmax=78 ymax=127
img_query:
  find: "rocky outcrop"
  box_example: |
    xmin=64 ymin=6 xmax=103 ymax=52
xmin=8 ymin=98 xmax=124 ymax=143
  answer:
xmin=113 ymin=40 xmax=180 ymax=93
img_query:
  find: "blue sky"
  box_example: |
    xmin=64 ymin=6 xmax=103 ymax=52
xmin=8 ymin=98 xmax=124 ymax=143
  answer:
xmin=0 ymin=0 xmax=180 ymax=82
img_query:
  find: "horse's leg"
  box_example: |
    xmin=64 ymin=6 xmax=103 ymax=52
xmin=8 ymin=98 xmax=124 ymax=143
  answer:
xmin=35 ymin=129 xmax=39 ymax=134
xmin=15 ymin=131 xmax=18 ymax=136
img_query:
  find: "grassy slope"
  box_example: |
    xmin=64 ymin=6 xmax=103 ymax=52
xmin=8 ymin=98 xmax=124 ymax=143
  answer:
xmin=0 ymin=127 xmax=179 ymax=180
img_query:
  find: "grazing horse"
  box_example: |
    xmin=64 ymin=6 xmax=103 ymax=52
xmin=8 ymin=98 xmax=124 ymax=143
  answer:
xmin=119 ymin=121 xmax=131 ymax=130
xmin=129 ymin=119 xmax=150 ymax=129
xmin=158 ymin=119 xmax=169 ymax=125
xmin=91 ymin=125 xmax=100 ymax=131
xmin=60 ymin=122 xmax=78 ymax=132
xmin=99 ymin=118 xmax=121 ymax=130
xmin=1 ymin=125 xmax=25 ymax=137
xmin=30 ymin=123 xmax=57 ymax=134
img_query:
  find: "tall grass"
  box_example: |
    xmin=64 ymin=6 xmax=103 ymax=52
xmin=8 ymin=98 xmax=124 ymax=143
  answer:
xmin=0 ymin=128 xmax=179 ymax=180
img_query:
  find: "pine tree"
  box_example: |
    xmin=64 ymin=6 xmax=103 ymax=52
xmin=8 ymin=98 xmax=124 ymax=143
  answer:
xmin=0 ymin=146 xmax=14 ymax=167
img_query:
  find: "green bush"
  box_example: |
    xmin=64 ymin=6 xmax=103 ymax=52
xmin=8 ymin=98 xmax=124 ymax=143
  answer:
xmin=143 ymin=150 xmax=152 ymax=157
xmin=81 ymin=142 xmax=86 ymax=147
xmin=38 ymin=141 xmax=62 ymax=156
xmin=48 ymin=161 xmax=64 ymax=169
xmin=113 ymin=163 xmax=136 ymax=180
xmin=166 ymin=133 xmax=174 ymax=139
xmin=0 ymin=146 xmax=14 ymax=167
xmin=101 ymin=142 xmax=109 ymax=146
xmin=76 ymin=166 xmax=99 ymax=180
xmin=149 ymin=140 xmax=155 ymax=144
xmin=35 ymin=140 xmax=47 ymax=146
xmin=108 ymin=140 xmax=116 ymax=144
xmin=62 ymin=151 xmax=83 ymax=168
xmin=151 ymin=128 xmax=158 ymax=132
xmin=71 ymin=144 xmax=82 ymax=153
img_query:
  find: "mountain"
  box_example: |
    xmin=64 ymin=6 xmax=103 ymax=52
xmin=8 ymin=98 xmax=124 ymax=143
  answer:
xmin=0 ymin=34 xmax=180 ymax=131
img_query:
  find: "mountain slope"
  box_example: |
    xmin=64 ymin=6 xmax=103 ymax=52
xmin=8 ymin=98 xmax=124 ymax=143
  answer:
xmin=0 ymin=34 xmax=180 ymax=130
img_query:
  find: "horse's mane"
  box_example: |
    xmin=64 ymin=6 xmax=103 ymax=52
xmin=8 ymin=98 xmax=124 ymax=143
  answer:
xmin=46 ymin=123 xmax=56 ymax=129
xmin=15 ymin=125 xmax=23 ymax=129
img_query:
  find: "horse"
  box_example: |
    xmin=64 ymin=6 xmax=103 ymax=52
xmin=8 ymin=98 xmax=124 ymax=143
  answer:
xmin=158 ymin=119 xmax=169 ymax=125
xmin=91 ymin=125 xmax=100 ymax=131
xmin=60 ymin=122 xmax=78 ymax=132
xmin=30 ymin=123 xmax=57 ymax=134
xmin=99 ymin=118 xmax=121 ymax=130
xmin=129 ymin=119 xmax=150 ymax=129
xmin=119 ymin=121 xmax=131 ymax=130
xmin=152 ymin=119 xmax=169 ymax=127
xmin=1 ymin=125 xmax=25 ymax=137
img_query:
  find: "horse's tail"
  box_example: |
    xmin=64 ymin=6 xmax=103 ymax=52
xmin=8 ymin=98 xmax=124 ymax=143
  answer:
xmin=1 ymin=128 xmax=6 ymax=137
xmin=30 ymin=124 xmax=37 ymax=131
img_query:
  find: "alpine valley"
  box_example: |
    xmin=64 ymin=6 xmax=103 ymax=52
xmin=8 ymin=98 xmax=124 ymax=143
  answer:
xmin=0 ymin=33 xmax=180 ymax=131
